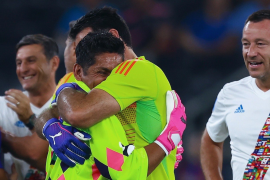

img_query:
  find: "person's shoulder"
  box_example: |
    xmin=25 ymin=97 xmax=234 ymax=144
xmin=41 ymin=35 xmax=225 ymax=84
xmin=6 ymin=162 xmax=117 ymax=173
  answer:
xmin=129 ymin=56 xmax=158 ymax=69
xmin=55 ymin=73 xmax=76 ymax=91
xmin=0 ymin=96 xmax=5 ymax=101
xmin=221 ymin=76 xmax=253 ymax=97
xmin=127 ymin=56 xmax=166 ymax=76
xmin=125 ymin=56 xmax=151 ymax=64
xmin=61 ymin=72 xmax=74 ymax=79
xmin=0 ymin=96 xmax=7 ymax=106
xmin=0 ymin=95 xmax=15 ymax=115
xmin=114 ymin=56 xmax=153 ymax=75
xmin=223 ymin=76 xmax=252 ymax=89
xmin=59 ymin=72 xmax=75 ymax=84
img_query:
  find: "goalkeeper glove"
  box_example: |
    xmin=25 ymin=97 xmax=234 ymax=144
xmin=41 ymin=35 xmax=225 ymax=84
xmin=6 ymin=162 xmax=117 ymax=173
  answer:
xmin=43 ymin=117 xmax=91 ymax=167
xmin=154 ymin=90 xmax=186 ymax=156
xmin=175 ymin=141 xmax=184 ymax=169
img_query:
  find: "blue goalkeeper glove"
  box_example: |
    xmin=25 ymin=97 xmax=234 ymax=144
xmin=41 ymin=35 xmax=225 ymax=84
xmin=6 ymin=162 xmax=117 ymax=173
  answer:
xmin=43 ymin=118 xmax=91 ymax=167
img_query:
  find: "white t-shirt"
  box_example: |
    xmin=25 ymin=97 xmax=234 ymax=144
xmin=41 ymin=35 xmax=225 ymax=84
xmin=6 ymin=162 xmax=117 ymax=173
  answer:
xmin=0 ymin=91 xmax=51 ymax=180
xmin=207 ymin=76 xmax=270 ymax=180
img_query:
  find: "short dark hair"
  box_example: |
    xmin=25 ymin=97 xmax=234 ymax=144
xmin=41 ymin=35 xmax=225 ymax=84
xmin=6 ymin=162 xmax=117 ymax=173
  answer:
xmin=245 ymin=10 xmax=270 ymax=24
xmin=16 ymin=34 xmax=59 ymax=60
xmin=70 ymin=7 xmax=132 ymax=48
xmin=68 ymin=20 xmax=76 ymax=38
xmin=76 ymin=31 xmax=125 ymax=75
xmin=69 ymin=20 xmax=76 ymax=29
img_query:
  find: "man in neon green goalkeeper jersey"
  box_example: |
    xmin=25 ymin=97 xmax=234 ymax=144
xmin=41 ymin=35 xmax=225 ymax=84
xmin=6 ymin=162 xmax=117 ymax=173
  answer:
xmin=35 ymin=7 xmax=187 ymax=180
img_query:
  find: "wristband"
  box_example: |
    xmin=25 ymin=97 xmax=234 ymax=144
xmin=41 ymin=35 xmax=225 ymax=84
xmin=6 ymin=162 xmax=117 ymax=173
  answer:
xmin=24 ymin=114 xmax=36 ymax=130
xmin=154 ymin=140 xmax=169 ymax=156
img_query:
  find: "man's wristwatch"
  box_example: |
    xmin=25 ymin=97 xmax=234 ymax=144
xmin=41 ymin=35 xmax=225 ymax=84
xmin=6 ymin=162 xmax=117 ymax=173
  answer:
xmin=25 ymin=114 xmax=36 ymax=130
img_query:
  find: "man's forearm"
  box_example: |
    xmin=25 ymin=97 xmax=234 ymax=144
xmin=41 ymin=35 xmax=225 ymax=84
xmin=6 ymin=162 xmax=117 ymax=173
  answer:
xmin=57 ymin=88 xmax=120 ymax=129
xmin=34 ymin=105 xmax=59 ymax=139
xmin=200 ymin=129 xmax=224 ymax=180
xmin=144 ymin=143 xmax=166 ymax=176
xmin=2 ymin=132 xmax=48 ymax=171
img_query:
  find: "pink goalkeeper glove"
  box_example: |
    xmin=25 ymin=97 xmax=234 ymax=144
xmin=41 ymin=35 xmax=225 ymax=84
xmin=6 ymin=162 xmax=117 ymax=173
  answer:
xmin=175 ymin=141 xmax=184 ymax=169
xmin=154 ymin=90 xmax=186 ymax=156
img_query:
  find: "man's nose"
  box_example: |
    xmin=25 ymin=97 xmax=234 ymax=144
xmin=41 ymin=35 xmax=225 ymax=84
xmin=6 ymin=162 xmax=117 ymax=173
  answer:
xmin=247 ymin=44 xmax=258 ymax=58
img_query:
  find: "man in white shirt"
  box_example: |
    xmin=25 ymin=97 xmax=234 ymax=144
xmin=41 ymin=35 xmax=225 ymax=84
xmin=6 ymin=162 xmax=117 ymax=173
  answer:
xmin=0 ymin=34 xmax=59 ymax=180
xmin=200 ymin=10 xmax=270 ymax=180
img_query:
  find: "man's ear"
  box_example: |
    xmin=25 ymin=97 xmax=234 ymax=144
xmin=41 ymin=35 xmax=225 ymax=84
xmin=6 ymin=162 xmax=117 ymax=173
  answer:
xmin=109 ymin=29 xmax=120 ymax=38
xmin=50 ymin=56 xmax=60 ymax=72
xmin=73 ymin=63 xmax=83 ymax=81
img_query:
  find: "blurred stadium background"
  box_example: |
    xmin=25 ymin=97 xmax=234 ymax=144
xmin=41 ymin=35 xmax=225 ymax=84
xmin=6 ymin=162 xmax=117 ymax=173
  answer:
xmin=0 ymin=0 xmax=269 ymax=179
